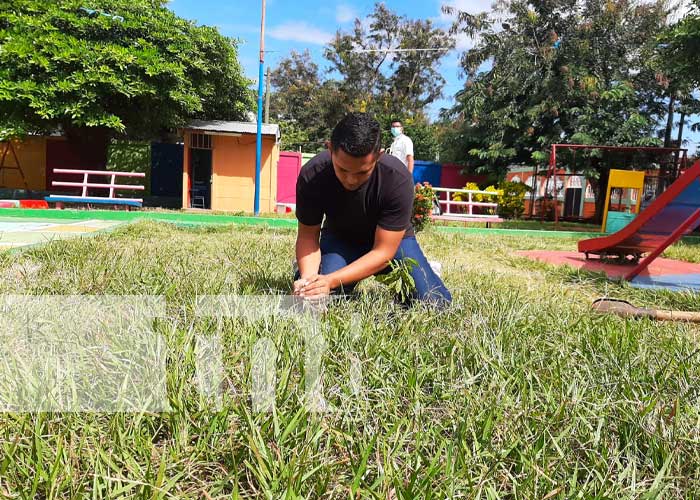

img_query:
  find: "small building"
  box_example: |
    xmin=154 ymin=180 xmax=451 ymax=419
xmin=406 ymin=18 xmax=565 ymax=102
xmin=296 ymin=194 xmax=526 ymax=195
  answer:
xmin=180 ymin=120 xmax=280 ymax=212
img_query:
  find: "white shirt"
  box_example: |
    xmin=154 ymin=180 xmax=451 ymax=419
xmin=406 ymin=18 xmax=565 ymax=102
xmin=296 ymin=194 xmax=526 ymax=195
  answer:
xmin=388 ymin=134 xmax=414 ymax=168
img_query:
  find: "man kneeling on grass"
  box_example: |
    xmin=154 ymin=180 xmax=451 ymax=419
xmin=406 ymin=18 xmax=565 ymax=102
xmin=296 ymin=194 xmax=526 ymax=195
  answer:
xmin=292 ymin=112 xmax=451 ymax=307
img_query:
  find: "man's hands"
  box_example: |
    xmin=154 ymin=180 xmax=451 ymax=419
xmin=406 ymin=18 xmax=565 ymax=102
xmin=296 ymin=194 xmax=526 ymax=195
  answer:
xmin=293 ymin=274 xmax=335 ymax=299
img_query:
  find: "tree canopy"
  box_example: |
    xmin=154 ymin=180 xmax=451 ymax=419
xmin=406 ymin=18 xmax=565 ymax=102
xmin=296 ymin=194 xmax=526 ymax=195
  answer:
xmin=441 ymin=0 xmax=673 ymax=178
xmin=0 ymin=0 xmax=253 ymax=140
xmin=269 ymin=2 xmax=452 ymax=157
xmin=660 ymin=0 xmax=700 ymax=89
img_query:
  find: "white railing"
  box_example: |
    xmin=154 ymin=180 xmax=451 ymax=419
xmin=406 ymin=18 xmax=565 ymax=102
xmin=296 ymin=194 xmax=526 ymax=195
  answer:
xmin=50 ymin=168 xmax=145 ymax=203
xmin=432 ymin=187 xmax=500 ymax=219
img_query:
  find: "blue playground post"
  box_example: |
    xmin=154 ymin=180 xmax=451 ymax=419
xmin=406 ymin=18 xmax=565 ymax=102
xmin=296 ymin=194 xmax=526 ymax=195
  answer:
xmin=254 ymin=0 xmax=266 ymax=216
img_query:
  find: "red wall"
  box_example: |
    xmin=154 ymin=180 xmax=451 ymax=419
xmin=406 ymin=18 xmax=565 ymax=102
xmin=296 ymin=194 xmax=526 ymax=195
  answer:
xmin=277 ymin=151 xmax=302 ymax=204
xmin=440 ymin=163 xmax=487 ymax=188
xmin=46 ymin=133 xmax=108 ymax=193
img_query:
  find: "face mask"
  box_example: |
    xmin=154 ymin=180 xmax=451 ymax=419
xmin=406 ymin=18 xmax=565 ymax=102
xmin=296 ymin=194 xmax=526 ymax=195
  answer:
xmin=391 ymin=127 xmax=402 ymax=137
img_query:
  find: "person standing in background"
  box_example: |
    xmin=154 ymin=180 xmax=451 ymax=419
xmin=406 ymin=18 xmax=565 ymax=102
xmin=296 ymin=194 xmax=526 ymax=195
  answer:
xmin=388 ymin=119 xmax=414 ymax=174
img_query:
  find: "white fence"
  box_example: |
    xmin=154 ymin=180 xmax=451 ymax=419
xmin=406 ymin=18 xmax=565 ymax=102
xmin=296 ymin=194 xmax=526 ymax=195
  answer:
xmin=432 ymin=187 xmax=502 ymax=222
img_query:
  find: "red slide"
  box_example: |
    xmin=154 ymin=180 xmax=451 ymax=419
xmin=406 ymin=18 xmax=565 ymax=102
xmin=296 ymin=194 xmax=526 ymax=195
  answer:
xmin=578 ymin=160 xmax=700 ymax=280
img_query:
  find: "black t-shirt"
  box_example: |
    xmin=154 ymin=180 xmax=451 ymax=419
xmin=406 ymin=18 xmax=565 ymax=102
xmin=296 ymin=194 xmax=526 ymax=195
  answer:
xmin=296 ymin=150 xmax=415 ymax=245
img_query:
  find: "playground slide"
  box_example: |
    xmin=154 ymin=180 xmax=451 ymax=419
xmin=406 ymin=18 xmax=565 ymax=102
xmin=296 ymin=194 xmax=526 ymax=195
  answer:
xmin=579 ymin=160 xmax=700 ymax=259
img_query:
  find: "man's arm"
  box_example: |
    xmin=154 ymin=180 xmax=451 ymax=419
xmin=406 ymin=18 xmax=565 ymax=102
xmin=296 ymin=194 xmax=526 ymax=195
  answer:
xmin=295 ymin=222 xmax=322 ymax=280
xmin=296 ymin=227 xmax=405 ymax=298
xmin=406 ymin=155 xmax=414 ymax=174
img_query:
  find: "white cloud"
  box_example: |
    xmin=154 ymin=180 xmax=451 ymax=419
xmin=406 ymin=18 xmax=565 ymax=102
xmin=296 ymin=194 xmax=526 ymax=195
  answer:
xmin=439 ymin=0 xmax=494 ymax=23
xmin=454 ymin=32 xmax=473 ymax=51
xmin=268 ymin=21 xmax=334 ymax=45
xmin=437 ymin=0 xmax=498 ymax=53
xmin=336 ymin=4 xmax=356 ymax=24
xmin=667 ymin=0 xmax=694 ymax=23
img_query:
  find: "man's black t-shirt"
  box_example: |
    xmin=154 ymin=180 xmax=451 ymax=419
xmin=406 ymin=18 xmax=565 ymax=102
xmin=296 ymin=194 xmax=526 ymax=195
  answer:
xmin=296 ymin=150 xmax=415 ymax=245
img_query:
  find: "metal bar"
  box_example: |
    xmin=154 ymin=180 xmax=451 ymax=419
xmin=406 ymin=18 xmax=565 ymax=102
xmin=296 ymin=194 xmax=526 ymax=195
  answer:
xmin=254 ymin=0 xmax=266 ymax=216
xmin=53 ymin=169 xmax=145 ymax=177
xmin=438 ymin=200 xmax=497 ymax=208
xmin=434 ymin=214 xmax=501 ymax=219
xmin=52 ymin=182 xmax=144 ymax=190
xmin=264 ymin=66 xmax=271 ymax=123
xmin=432 ymin=187 xmax=499 ymax=195
xmin=82 ymin=173 xmax=88 ymax=197
xmin=550 ymin=144 xmax=687 ymax=153
xmin=624 ymin=208 xmax=700 ymax=281
xmin=47 ymin=195 xmax=143 ymax=202
xmin=468 ymin=192 xmax=473 ymax=215
xmin=351 ymin=47 xmax=452 ymax=53
xmin=109 ymin=174 xmax=116 ymax=198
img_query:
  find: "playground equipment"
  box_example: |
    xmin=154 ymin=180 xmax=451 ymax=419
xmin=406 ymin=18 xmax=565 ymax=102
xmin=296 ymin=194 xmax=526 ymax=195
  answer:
xmin=431 ymin=186 xmax=503 ymax=226
xmin=45 ymin=168 xmax=145 ymax=208
xmin=533 ymin=144 xmax=688 ymax=221
xmin=578 ymin=160 xmax=700 ymax=280
xmin=601 ymin=169 xmax=645 ymax=234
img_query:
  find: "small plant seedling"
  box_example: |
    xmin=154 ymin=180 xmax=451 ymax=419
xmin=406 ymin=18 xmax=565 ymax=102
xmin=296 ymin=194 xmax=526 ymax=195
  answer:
xmin=375 ymin=258 xmax=418 ymax=303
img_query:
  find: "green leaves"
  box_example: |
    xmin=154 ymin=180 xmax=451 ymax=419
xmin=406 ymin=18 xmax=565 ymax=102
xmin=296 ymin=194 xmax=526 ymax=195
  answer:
xmin=442 ymin=0 xmax=674 ymax=177
xmin=657 ymin=0 xmax=700 ymax=87
xmin=0 ymin=0 xmax=253 ymax=139
xmin=375 ymin=258 xmax=418 ymax=303
xmin=269 ymin=4 xmax=453 ymax=155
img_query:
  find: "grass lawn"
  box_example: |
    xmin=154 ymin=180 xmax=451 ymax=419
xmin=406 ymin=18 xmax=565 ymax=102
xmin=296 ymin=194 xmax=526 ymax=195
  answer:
xmin=434 ymin=218 xmax=602 ymax=233
xmin=1 ymin=221 xmax=699 ymax=497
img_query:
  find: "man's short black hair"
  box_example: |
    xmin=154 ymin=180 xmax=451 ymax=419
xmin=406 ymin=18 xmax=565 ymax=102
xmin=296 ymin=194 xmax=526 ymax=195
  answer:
xmin=330 ymin=113 xmax=381 ymax=157
xmin=390 ymin=118 xmax=402 ymax=125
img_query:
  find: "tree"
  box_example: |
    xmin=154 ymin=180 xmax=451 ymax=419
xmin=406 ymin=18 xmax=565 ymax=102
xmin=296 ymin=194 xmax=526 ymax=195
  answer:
xmin=655 ymin=0 xmax=700 ymax=154
xmin=0 ymin=0 xmax=253 ymax=140
xmin=325 ymin=3 xmax=454 ymax=119
xmin=443 ymin=0 xmax=673 ymax=220
xmin=659 ymin=0 xmax=700 ymax=88
xmin=269 ymin=51 xmax=345 ymax=151
xmin=268 ymin=3 xmax=450 ymax=155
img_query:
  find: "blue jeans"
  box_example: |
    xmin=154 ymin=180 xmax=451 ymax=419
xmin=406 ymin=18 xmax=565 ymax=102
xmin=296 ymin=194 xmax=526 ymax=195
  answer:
xmin=300 ymin=231 xmax=452 ymax=306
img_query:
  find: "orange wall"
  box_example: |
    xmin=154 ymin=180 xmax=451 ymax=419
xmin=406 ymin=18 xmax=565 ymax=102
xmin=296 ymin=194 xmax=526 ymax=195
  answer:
xmin=0 ymin=137 xmax=46 ymax=190
xmin=210 ymin=134 xmax=278 ymax=213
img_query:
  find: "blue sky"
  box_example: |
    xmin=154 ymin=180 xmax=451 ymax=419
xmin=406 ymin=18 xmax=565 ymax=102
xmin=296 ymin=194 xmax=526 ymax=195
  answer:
xmin=167 ymin=0 xmax=480 ymax=117
xmin=167 ymin=0 xmax=698 ymax=154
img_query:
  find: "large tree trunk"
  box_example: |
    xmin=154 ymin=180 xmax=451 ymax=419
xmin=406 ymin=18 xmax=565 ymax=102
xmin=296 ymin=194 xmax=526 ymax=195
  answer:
xmin=591 ymin=167 xmax=610 ymax=226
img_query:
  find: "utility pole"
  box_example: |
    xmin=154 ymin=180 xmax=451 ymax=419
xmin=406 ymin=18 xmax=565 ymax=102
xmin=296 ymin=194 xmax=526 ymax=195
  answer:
xmin=254 ymin=0 xmax=266 ymax=216
xmin=264 ymin=66 xmax=271 ymax=124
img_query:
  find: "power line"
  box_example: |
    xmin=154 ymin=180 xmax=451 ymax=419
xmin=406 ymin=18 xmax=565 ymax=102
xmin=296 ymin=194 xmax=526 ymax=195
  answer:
xmin=350 ymin=47 xmax=453 ymax=53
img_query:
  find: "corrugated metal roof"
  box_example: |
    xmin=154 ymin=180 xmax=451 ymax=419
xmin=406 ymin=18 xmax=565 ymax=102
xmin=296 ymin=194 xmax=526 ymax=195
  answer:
xmin=185 ymin=120 xmax=280 ymax=140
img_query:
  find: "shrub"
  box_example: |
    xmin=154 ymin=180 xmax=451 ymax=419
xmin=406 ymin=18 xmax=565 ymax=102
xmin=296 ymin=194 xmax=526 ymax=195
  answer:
xmin=412 ymin=182 xmax=435 ymax=232
xmin=497 ymin=181 xmax=531 ymax=218
xmin=452 ymin=181 xmax=530 ymax=218
xmin=453 ymin=183 xmax=500 ymax=214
